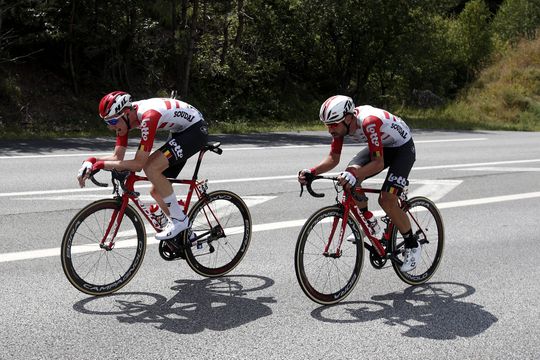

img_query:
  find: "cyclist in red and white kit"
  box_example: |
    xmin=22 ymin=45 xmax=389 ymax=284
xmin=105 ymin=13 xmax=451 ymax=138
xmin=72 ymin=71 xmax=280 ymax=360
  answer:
xmin=298 ymin=95 xmax=420 ymax=272
xmin=77 ymin=91 xmax=208 ymax=241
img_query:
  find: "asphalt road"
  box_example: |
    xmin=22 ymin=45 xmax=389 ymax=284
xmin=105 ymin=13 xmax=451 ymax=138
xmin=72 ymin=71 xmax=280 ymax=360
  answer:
xmin=1 ymin=130 xmax=539 ymax=359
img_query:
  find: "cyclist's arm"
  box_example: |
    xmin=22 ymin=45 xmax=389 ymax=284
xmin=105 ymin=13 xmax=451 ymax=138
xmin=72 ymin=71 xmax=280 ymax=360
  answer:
xmin=307 ymin=135 xmax=342 ymax=175
xmin=91 ymin=115 xmax=157 ymax=172
xmin=311 ymin=151 xmax=341 ymax=175
xmin=101 ymin=114 xmax=159 ymax=171
xmin=100 ymin=149 xmax=150 ymax=172
xmin=96 ymin=144 xmax=127 ymax=161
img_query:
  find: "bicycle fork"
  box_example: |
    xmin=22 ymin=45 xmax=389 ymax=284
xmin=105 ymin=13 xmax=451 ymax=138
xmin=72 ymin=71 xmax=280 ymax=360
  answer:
xmin=322 ymin=215 xmax=346 ymax=258
xmin=100 ymin=197 xmax=129 ymax=251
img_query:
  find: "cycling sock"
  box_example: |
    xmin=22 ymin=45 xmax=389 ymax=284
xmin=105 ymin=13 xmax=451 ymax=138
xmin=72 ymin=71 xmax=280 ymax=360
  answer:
xmin=163 ymin=193 xmax=185 ymax=221
xmin=402 ymin=229 xmax=418 ymax=248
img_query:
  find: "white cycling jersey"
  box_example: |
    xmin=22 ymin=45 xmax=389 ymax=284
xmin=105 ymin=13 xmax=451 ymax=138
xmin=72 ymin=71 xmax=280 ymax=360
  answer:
xmin=351 ymin=105 xmax=411 ymax=148
xmin=116 ymin=98 xmax=204 ymax=152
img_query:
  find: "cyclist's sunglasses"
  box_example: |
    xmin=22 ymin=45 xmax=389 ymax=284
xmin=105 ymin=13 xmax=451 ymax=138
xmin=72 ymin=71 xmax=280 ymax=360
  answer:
xmin=326 ymin=121 xmax=343 ymax=129
xmin=104 ymin=115 xmax=123 ymax=126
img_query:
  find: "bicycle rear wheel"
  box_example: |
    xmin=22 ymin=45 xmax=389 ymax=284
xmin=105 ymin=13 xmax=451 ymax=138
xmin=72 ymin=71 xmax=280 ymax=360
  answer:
xmin=184 ymin=190 xmax=252 ymax=277
xmin=295 ymin=205 xmax=364 ymax=305
xmin=61 ymin=199 xmax=146 ymax=296
xmin=391 ymin=196 xmax=444 ymax=285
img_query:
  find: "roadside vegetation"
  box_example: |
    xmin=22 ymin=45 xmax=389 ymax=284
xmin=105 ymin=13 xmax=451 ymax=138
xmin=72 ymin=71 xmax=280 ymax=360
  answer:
xmin=0 ymin=0 xmax=539 ymax=139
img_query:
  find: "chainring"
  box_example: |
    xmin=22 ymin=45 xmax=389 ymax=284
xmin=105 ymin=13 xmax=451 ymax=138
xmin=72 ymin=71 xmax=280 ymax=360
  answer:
xmin=369 ymin=250 xmax=387 ymax=269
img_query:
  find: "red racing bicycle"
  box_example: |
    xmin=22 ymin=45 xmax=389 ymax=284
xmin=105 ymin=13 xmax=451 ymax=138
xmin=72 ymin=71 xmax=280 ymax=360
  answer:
xmin=61 ymin=142 xmax=252 ymax=296
xmin=295 ymin=174 xmax=444 ymax=305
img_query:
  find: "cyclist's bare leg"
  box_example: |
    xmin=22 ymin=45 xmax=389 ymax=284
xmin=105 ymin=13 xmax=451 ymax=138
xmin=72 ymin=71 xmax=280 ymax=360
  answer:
xmin=145 ymin=152 xmax=174 ymax=217
xmin=150 ymin=187 xmax=169 ymax=216
xmin=379 ymin=191 xmax=411 ymax=233
xmin=347 ymin=165 xmax=368 ymax=209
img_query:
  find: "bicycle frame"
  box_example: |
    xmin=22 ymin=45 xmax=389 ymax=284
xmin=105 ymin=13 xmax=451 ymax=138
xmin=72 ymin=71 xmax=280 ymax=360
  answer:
xmin=301 ymin=174 xmax=414 ymax=261
xmin=96 ymin=146 xmax=215 ymax=250
xmin=336 ymin=187 xmax=392 ymax=257
xmin=332 ymin=185 xmax=429 ymax=263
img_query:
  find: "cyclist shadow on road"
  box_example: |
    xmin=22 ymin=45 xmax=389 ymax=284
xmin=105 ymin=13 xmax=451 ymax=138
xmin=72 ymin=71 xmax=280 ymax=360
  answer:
xmin=311 ymin=282 xmax=498 ymax=340
xmin=73 ymin=274 xmax=276 ymax=334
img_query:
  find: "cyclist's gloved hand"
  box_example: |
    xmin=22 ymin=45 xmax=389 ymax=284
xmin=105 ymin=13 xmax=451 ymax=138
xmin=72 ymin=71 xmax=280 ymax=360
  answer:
xmin=298 ymin=168 xmax=316 ymax=184
xmin=338 ymin=170 xmax=357 ymax=189
xmin=77 ymin=157 xmax=97 ymax=187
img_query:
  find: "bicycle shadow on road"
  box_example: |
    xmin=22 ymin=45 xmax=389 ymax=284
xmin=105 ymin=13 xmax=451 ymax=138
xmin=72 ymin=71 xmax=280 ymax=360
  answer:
xmin=72 ymin=274 xmax=276 ymax=334
xmin=311 ymin=282 xmax=498 ymax=340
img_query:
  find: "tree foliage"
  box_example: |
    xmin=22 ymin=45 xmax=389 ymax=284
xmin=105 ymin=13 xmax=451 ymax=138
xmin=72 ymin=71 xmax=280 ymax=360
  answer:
xmin=0 ymin=0 xmax=538 ymax=131
xmin=492 ymin=0 xmax=540 ymax=46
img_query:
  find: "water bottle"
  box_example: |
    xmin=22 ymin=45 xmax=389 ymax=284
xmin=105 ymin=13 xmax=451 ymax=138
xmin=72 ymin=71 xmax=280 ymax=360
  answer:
xmin=149 ymin=204 xmax=168 ymax=228
xmin=364 ymin=211 xmax=382 ymax=239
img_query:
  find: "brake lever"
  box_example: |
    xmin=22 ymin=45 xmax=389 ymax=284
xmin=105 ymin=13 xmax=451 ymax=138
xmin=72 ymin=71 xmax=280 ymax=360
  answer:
xmin=89 ymin=170 xmax=108 ymax=187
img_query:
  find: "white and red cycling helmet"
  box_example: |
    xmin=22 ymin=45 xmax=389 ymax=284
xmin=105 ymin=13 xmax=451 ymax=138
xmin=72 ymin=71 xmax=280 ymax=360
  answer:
xmin=319 ymin=95 xmax=354 ymax=124
xmin=98 ymin=91 xmax=132 ymax=119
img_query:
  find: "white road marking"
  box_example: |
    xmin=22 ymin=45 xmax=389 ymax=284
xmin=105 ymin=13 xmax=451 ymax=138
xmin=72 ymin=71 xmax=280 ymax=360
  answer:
xmin=414 ymin=158 xmax=540 ymax=170
xmin=454 ymin=167 xmax=540 ymax=172
xmin=436 ymin=192 xmax=540 ymax=209
xmin=12 ymin=178 xmax=461 ymax=204
xmin=2 ymin=158 xmax=538 ymax=199
xmin=1 ymin=190 xmax=538 ymax=264
xmin=16 ymin=195 xmax=276 ymax=210
xmin=407 ymin=179 xmax=462 ymax=202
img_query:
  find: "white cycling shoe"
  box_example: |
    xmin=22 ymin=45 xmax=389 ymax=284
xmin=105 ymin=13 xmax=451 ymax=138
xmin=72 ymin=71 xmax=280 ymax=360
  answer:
xmin=155 ymin=216 xmax=190 ymax=241
xmin=400 ymin=245 xmax=422 ymax=272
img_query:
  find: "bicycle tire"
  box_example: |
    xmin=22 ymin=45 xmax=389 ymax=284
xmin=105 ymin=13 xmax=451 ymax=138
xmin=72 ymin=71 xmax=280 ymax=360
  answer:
xmin=61 ymin=199 xmax=146 ymax=296
xmin=391 ymin=196 xmax=444 ymax=285
xmin=295 ymin=205 xmax=364 ymax=305
xmin=183 ymin=190 xmax=252 ymax=277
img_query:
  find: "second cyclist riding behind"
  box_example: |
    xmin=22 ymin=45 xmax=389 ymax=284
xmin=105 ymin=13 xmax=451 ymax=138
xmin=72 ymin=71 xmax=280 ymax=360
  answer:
xmin=298 ymin=95 xmax=419 ymax=272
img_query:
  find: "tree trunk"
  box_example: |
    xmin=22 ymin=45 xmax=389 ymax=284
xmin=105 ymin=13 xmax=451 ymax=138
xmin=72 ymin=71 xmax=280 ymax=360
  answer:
xmin=221 ymin=19 xmax=230 ymax=65
xmin=68 ymin=0 xmax=79 ymax=95
xmin=181 ymin=0 xmax=199 ymax=98
xmin=180 ymin=0 xmax=188 ymax=28
xmin=234 ymin=0 xmax=244 ymax=47
xmin=171 ymin=0 xmax=177 ymax=38
xmin=170 ymin=0 xmax=178 ymax=90
xmin=0 ymin=0 xmax=4 ymax=34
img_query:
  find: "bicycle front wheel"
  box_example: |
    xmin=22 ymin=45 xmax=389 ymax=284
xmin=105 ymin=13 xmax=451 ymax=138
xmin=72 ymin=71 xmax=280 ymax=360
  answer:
xmin=295 ymin=205 xmax=364 ymax=305
xmin=184 ymin=190 xmax=252 ymax=277
xmin=391 ymin=196 xmax=444 ymax=285
xmin=61 ymin=199 xmax=146 ymax=296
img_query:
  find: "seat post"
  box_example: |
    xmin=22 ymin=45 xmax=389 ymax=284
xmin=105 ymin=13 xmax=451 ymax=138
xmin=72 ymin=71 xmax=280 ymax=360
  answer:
xmin=191 ymin=148 xmax=207 ymax=181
